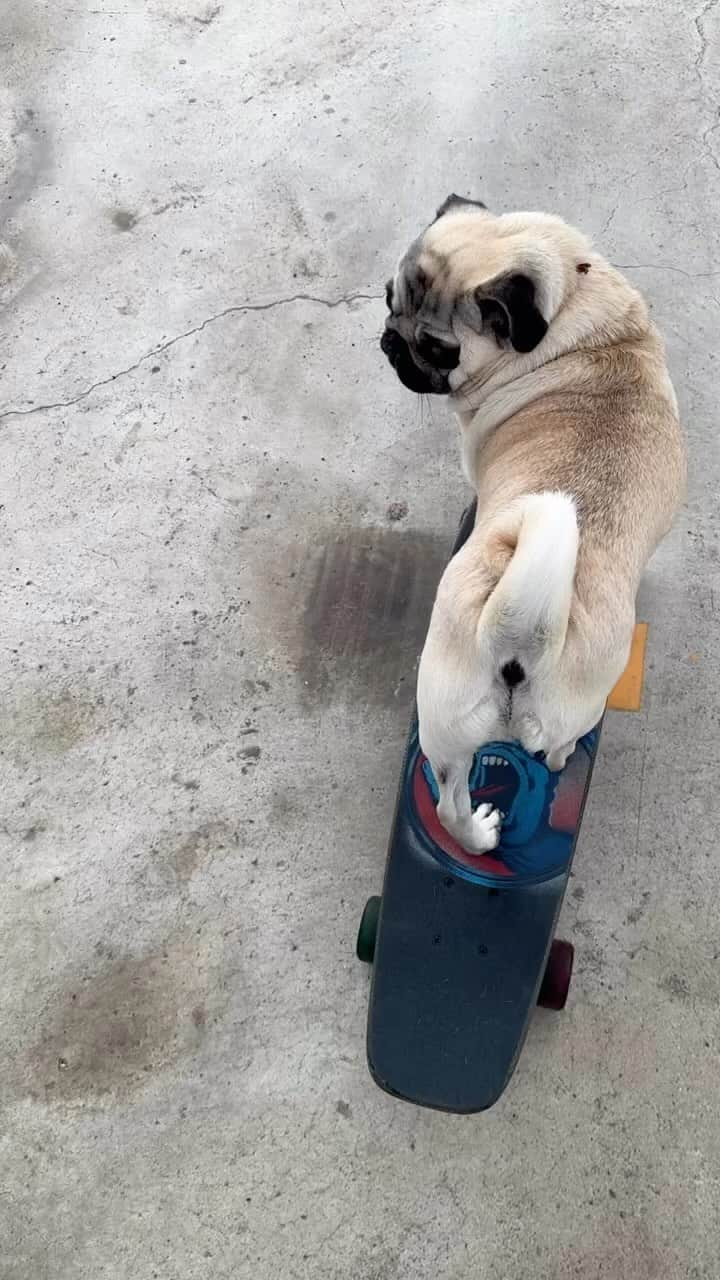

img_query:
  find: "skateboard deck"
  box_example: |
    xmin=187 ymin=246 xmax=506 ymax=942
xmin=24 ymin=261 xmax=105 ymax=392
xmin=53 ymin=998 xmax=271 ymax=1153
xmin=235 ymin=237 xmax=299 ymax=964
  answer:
xmin=362 ymin=503 xmax=602 ymax=1112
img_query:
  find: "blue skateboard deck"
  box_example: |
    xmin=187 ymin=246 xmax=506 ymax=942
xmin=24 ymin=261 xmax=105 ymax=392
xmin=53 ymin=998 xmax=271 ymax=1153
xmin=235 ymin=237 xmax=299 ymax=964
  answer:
xmin=360 ymin=503 xmax=601 ymax=1112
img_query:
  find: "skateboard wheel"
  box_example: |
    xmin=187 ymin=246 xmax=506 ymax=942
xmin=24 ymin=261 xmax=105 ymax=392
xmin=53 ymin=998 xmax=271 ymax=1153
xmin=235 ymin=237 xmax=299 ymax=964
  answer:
xmin=356 ymin=896 xmax=381 ymax=964
xmin=537 ymin=939 xmax=574 ymax=1010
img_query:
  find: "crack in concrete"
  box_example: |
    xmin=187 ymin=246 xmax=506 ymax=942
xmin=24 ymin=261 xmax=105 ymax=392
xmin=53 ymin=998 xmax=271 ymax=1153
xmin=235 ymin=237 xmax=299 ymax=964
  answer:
xmin=694 ymin=0 xmax=717 ymax=77
xmin=693 ymin=0 xmax=720 ymax=175
xmin=700 ymin=113 xmax=720 ymax=176
xmin=0 ymin=288 xmax=379 ymax=422
xmin=614 ymin=262 xmax=720 ymax=280
xmin=5 ymin=251 xmax=715 ymax=424
xmin=603 ymin=152 xmax=704 ymax=245
xmin=601 ymin=202 xmax=619 ymax=240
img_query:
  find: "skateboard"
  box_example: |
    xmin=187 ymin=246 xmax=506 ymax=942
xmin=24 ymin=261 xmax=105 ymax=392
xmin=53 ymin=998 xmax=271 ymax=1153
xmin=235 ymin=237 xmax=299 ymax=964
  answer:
xmin=356 ymin=502 xmax=602 ymax=1113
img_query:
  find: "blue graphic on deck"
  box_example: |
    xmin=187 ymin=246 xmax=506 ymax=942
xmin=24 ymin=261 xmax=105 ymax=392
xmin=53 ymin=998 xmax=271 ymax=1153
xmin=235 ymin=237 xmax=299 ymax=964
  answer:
xmin=420 ymin=728 xmax=598 ymax=881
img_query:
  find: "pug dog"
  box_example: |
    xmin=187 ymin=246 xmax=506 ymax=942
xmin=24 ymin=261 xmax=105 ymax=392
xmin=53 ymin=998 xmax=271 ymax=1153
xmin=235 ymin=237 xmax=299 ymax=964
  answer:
xmin=381 ymin=196 xmax=685 ymax=854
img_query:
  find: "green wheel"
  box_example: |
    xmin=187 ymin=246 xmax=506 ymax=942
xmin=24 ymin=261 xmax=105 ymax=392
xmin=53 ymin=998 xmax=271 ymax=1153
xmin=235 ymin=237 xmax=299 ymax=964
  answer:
xmin=356 ymin=895 xmax=381 ymax=963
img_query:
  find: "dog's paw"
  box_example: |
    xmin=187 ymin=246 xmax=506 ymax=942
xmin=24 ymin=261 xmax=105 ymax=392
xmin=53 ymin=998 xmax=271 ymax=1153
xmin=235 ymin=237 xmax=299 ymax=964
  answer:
xmin=546 ymin=741 xmax=575 ymax=773
xmin=468 ymin=804 xmax=501 ymax=854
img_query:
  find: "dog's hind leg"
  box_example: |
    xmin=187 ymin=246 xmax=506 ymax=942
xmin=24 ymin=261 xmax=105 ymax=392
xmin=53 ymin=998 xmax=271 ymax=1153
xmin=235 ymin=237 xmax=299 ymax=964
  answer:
xmin=513 ymin=686 xmax=605 ymax=772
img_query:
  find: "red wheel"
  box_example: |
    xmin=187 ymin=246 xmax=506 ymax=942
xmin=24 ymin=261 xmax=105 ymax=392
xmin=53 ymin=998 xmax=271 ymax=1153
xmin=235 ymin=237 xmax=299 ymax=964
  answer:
xmin=538 ymin=939 xmax=574 ymax=1010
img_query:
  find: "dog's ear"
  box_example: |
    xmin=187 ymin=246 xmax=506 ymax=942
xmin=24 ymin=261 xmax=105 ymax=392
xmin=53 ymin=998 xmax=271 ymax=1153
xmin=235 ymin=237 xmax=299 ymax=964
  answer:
xmin=475 ymin=273 xmax=548 ymax=353
xmin=434 ymin=193 xmax=487 ymax=220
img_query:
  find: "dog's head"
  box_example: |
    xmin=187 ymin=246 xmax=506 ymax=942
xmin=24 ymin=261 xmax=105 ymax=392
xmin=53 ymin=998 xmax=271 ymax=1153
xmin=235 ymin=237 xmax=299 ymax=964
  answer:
xmin=381 ymin=196 xmax=593 ymax=395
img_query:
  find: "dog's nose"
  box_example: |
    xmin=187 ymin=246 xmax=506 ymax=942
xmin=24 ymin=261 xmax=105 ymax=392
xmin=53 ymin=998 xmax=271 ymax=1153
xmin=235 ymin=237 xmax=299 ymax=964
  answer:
xmin=381 ymin=328 xmax=405 ymax=364
xmin=380 ymin=329 xmax=395 ymax=357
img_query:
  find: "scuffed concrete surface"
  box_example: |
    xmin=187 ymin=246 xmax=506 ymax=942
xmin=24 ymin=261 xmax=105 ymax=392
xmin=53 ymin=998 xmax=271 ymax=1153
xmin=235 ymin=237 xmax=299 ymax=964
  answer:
xmin=2 ymin=1 xmax=720 ymax=1276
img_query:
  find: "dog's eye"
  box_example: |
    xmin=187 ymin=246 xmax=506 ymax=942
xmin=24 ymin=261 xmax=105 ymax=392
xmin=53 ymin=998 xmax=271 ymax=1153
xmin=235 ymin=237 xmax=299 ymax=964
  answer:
xmin=385 ymin=279 xmax=394 ymax=312
xmin=416 ymin=331 xmax=461 ymax=370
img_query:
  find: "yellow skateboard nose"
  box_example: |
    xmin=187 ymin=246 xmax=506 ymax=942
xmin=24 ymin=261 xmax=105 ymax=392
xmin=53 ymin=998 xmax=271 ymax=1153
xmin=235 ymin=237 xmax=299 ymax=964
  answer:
xmin=608 ymin=622 xmax=648 ymax=712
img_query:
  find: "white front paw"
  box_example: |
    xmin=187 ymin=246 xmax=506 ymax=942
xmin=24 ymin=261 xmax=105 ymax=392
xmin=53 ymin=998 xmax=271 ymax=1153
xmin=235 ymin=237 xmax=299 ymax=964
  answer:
xmin=469 ymin=805 xmax=501 ymax=854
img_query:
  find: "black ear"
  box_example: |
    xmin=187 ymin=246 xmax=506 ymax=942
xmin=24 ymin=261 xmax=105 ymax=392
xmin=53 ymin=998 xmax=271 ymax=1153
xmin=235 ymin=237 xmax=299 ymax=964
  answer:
xmin=434 ymin=193 xmax=487 ymax=220
xmin=476 ymin=273 xmax=548 ymax=353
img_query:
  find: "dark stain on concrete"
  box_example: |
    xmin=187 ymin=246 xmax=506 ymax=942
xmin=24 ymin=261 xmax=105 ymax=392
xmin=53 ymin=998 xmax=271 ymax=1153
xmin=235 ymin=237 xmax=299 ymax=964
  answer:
xmin=386 ymin=499 xmax=408 ymax=522
xmin=3 ymin=106 xmax=53 ymax=234
xmin=8 ymin=687 xmax=101 ymax=757
xmin=582 ymin=943 xmax=605 ymax=977
xmin=242 ymin=679 xmax=270 ymax=698
xmin=171 ymin=771 xmax=200 ymax=791
xmin=335 ymin=1099 xmax=351 ymax=1118
xmin=25 ymin=940 xmax=222 ymax=1102
xmin=151 ymin=820 xmax=239 ymax=884
xmin=111 ymin=208 xmax=138 ymax=231
xmin=297 ymin=526 xmax=447 ymax=708
xmin=193 ymin=2 xmax=221 ymax=24
xmin=558 ymin=1219 xmax=674 ymax=1279
xmin=660 ymin=971 xmax=690 ymax=1001
xmin=271 ymin=787 xmax=304 ymax=830
xmin=626 ymin=891 xmax=651 ymax=925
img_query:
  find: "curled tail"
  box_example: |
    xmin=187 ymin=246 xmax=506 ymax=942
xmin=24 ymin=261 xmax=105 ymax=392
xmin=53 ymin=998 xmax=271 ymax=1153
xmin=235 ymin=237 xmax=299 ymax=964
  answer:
xmin=478 ymin=491 xmax=579 ymax=681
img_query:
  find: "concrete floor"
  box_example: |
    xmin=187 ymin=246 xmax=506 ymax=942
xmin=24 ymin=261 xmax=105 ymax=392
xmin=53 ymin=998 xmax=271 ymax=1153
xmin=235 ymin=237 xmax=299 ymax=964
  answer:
xmin=1 ymin=1 xmax=719 ymax=1276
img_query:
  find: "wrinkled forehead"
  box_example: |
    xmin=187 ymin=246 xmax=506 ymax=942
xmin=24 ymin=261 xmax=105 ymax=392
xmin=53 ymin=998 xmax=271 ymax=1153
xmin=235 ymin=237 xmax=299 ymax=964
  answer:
xmin=396 ymin=211 xmax=507 ymax=318
xmin=394 ymin=242 xmax=454 ymax=328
